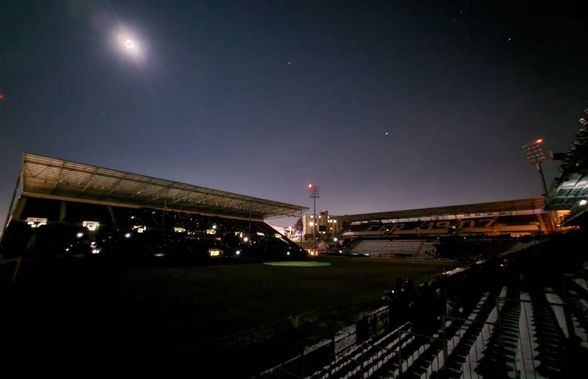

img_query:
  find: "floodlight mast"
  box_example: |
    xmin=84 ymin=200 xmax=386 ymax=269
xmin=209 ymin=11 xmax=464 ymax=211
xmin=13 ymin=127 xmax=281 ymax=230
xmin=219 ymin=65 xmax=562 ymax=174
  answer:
xmin=308 ymin=184 xmax=320 ymax=246
xmin=522 ymin=138 xmax=548 ymax=196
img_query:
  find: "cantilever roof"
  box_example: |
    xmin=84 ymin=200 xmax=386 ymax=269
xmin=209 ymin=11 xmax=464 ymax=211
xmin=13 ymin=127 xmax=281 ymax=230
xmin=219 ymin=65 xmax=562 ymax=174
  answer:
xmin=19 ymin=153 xmax=307 ymax=220
xmin=546 ymin=119 xmax=588 ymax=224
xmin=337 ymin=198 xmax=546 ymax=223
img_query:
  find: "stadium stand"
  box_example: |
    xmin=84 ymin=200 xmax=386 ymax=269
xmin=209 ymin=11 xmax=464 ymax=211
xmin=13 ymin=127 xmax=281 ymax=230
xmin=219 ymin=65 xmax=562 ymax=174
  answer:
xmin=546 ymin=108 xmax=588 ymax=226
xmin=0 ymin=154 xmax=308 ymax=262
xmin=336 ymin=198 xmax=558 ymax=260
xmin=258 ymin=229 xmax=588 ymax=379
xmin=350 ymin=240 xmax=436 ymax=258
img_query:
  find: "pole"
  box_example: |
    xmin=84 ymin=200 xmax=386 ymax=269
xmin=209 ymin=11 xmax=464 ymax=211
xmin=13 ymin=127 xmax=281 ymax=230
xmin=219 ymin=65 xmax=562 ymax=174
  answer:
xmin=3 ymin=171 xmax=21 ymax=235
xmin=537 ymin=162 xmax=548 ymax=196
xmin=313 ymin=196 xmax=317 ymax=246
xmin=308 ymin=184 xmax=320 ymax=248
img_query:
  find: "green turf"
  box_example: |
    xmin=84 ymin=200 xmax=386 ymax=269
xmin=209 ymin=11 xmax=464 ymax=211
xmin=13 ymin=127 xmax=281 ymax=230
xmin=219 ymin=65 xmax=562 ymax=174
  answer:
xmin=6 ymin=255 xmax=448 ymax=373
xmin=107 ymin=256 xmax=447 ymax=343
xmin=263 ymin=260 xmax=332 ymax=267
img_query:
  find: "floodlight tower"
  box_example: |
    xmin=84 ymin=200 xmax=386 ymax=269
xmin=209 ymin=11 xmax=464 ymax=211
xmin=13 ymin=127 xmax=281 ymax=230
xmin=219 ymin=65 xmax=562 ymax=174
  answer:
xmin=522 ymin=138 xmax=548 ymax=196
xmin=308 ymin=183 xmax=320 ymax=246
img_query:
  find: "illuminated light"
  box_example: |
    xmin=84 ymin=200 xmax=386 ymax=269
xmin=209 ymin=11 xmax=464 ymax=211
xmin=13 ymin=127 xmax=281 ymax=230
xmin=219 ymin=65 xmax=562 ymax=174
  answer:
xmin=208 ymin=249 xmax=222 ymax=257
xmin=256 ymin=232 xmax=265 ymax=236
xmin=83 ymin=221 xmax=100 ymax=231
xmin=243 ymin=236 xmax=249 ymax=242
xmin=90 ymin=242 xmax=97 ymax=248
xmin=133 ymin=225 xmax=146 ymax=233
xmin=287 ymin=251 xmax=291 ymax=256
xmin=309 ymin=222 xmax=314 ymax=226
xmin=153 ymin=253 xmax=165 ymax=258
xmin=333 ymin=237 xmax=338 ymax=242
xmin=124 ymin=232 xmax=132 ymax=238
xmin=65 ymin=248 xmax=70 ymax=252
xmin=212 ymin=224 xmax=217 ymax=230
xmin=0 ymin=92 xmax=5 ymax=102
xmin=535 ymin=138 xmax=543 ymax=144
xmin=580 ymin=199 xmax=587 ymax=206
xmin=91 ymin=248 xmax=101 ymax=255
xmin=130 ymin=216 xmax=135 ymax=219
xmin=235 ymin=250 xmax=241 ymax=256
xmin=206 ymin=229 xmax=217 ymax=235
xmin=308 ymin=183 xmax=313 ymax=189
xmin=26 ymin=217 xmax=48 ymax=229
xmin=333 ymin=220 xmax=337 ymax=223
xmin=442 ymin=267 xmax=466 ymax=276
xmin=76 ymin=232 xmax=84 ymax=238
xmin=174 ymin=227 xmax=186 ymax=233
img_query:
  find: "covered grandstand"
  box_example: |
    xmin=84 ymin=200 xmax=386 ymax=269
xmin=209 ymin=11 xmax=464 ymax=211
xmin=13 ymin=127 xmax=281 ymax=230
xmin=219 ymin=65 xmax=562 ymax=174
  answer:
xmin=337 ymin=198 xmax=564 ymax=258
xmin=0 ymin=153 xmax=308 ymax=261
xmin=546 ymin=109 xmax=588 ymax=226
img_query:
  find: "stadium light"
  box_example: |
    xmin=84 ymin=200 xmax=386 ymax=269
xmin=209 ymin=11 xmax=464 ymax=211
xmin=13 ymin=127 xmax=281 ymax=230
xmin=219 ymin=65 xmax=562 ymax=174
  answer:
xmin=522 ymin=138 xmax=548 ymax=196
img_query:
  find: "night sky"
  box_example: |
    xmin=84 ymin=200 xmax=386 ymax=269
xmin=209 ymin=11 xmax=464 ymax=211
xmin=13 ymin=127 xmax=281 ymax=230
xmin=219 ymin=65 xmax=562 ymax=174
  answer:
xmin=1 ymin=0 xmax=587 ymax=228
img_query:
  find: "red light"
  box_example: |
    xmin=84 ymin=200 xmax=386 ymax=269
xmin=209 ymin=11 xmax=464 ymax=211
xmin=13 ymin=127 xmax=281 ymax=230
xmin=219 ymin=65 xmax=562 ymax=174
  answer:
xmin=0 ymin=92 xmax=5 ymax=102
xmin=535 ymin=138 xmax=543 ymax=144
xmin=308 ymin=183 xmax=313 ymax=189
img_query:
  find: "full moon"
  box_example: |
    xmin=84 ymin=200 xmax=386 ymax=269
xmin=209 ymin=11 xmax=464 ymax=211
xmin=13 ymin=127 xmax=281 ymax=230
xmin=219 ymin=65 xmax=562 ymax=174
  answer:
xmin=117 ymin=33 xmax=140 ymax=56
xmin=124 ymin=39 xmax=136 ymax=50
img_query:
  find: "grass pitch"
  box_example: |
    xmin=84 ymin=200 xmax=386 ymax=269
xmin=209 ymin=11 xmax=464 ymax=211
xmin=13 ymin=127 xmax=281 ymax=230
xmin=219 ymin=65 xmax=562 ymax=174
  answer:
xmin=110 ymin=256 xmax=446 ymax=339
xmin=4 ymin=255 xmax=447 ymax=375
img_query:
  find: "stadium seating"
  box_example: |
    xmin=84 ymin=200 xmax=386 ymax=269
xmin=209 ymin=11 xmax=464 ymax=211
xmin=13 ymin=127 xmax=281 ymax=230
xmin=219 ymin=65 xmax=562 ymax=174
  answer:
xmin=0 ymin=197 xmax=306 ymax=263
xmin=351 ymin=239 xmax=436 ymax=257
xmin=257 ymin=232 xmax=588 ymax=379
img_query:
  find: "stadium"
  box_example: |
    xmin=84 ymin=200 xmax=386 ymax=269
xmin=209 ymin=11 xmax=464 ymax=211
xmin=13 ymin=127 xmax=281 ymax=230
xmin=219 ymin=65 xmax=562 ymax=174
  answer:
xmin=1 ymin=114 xmax=588 ymax=378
